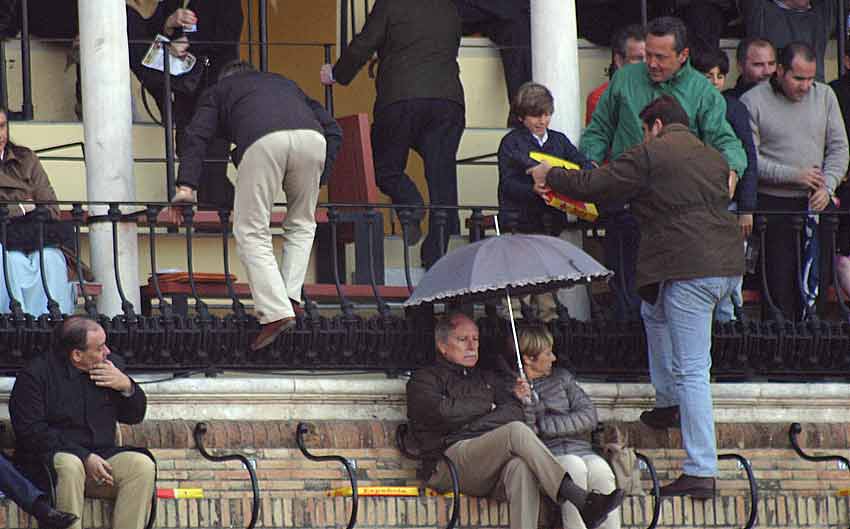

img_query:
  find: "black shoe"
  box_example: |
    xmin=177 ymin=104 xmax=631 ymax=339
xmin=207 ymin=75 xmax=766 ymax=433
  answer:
xmin=36 ymin=508 xmax=78 ymax=529
xmin=659 ymin=474 xmax=715 ymax=499
xmin=579 ymin=489 xmax=625 ymax=529
xmin=397 ymin=208 xmax=423 ymax=246
xmin=639 ymin=405 xmax=680 ymax=430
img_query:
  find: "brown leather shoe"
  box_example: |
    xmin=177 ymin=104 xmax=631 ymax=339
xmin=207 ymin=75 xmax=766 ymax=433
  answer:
xmin=639 ymin=405 xmax=680 ymax=430
xmin=251 ymin=317 xmax=296 ymax=350
xmin=659 ymin=474 xmax=715 ymax=499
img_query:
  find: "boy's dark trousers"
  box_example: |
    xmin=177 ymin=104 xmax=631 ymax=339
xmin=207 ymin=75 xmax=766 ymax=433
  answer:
xmin=602 ymin=208 xmax=642 ymax=321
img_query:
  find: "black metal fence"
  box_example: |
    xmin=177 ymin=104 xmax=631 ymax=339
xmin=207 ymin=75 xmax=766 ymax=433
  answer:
xmin=1 ymin=200 xmax=850 ymax=382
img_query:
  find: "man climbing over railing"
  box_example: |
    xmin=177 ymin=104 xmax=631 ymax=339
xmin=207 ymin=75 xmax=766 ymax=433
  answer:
xmin=172 ymin=60 xmax=341 ymax=351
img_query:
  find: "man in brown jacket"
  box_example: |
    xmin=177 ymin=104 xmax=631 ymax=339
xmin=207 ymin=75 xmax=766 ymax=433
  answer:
xmin=530 ymin=95 xmax=744 ymax=499
xmin=406 ymin=312 xmax=624 ymax=529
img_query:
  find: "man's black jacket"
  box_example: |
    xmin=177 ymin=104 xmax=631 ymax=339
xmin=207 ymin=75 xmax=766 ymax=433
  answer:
xmin=332 ymin=0 xmax=465 ymax=113
xmin=177 ymin=71 xmax=343 ymax=188
xmin=9 ymin=350 xmax=146 ymax=486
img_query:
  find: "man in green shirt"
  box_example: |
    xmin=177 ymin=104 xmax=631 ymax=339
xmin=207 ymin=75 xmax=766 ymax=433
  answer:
xmin=579 ymin=16 xmax=746 ymax=426
xmin=581 ymin=17 xmax=746 ymax=174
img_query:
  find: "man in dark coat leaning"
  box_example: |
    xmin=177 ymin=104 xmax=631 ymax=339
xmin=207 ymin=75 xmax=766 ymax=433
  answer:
xmin=406 ymin=312 xmax=624 ymax=529
xmin=530 ymin=95 xmax=744 ymax=499
xmin=172 ymin=60 xmax=342 ymax=351
xmin=10 ymin=316 xmax=154 ymax=529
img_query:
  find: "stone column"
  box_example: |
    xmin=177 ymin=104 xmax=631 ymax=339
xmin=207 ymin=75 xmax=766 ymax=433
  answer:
xmin=530 ymin=0 xmax=590 ymax=320
xmin=78 ymin=0 xmax=140 ymax=315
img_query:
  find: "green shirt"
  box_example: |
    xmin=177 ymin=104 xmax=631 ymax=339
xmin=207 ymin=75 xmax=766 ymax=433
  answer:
xmin=580 ymin=61 xmax=747 ymax=176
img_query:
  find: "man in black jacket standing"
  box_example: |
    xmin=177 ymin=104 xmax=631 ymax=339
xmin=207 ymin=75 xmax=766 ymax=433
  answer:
xmin=173 ymin=61 xmax=342 ymax=351
xmin=10 ymin=317 xmax=154 ymax=529
xmin=320 ymin=0 xmax=466 ymax=269
xmin=406 ymin=313 xmax=624 ymax=529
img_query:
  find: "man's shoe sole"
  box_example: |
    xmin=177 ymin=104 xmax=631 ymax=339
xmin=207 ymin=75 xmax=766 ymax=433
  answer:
xmin=250 ymin=318 xmax=296 ymax=350
xmin=659 ymin=486 xmax=715 ymax=500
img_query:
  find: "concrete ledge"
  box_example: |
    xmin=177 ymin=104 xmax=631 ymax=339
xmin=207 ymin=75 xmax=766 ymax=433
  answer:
xmin=3 ymin=376 xmax=849 ymax=423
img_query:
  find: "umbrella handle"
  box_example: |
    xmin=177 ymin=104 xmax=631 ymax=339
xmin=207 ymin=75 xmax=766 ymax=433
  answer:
xmin=495 ymin=215 xmax=529 ymax=383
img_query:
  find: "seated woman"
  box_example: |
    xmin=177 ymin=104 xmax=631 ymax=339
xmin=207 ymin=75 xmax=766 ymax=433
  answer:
xmin=517 ymin=325 xmax=620 ymax=529
xmin=0 ymin=107 xmax=76 ymax=316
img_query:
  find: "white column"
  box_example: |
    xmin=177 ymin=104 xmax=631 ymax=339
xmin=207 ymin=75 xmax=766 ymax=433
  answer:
xmin=78 ymin=1 xmax=140 ymax=316
xmin=530 ymin=0 xmax=590 ymax=320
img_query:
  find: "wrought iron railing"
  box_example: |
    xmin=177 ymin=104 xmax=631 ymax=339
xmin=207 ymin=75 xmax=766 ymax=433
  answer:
xmin=0 ymin=199 xmax=850 ymax=381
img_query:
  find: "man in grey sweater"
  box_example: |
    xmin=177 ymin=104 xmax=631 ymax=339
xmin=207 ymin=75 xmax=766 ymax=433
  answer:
xmin=741 ymin=41 xmax=849 ymax=320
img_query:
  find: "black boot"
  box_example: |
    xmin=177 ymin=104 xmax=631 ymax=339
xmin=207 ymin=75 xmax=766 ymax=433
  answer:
xmin=579 ymin=489 xmax=626 ymax=529
xmin=32 ymin=497 xmax=78 ymax=529
xmin=659 ymin=474 xmax=715 ymax=499
xmin=639 ymin=405 xmax=680 ymax=430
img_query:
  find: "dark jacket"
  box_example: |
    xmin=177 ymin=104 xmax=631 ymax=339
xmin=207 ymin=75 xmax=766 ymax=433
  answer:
xmin=523 ymin=368 xmax=597 ymax=457
xmin=332 ymin=0 xmax=465 ymax=113
xmin=177 ymin=71 xmax=343 ymax=188
xmin=723 ymin=77 xmax=758 ymax=100
xmin=10 ymin=351 xmax=147 ymax=488
xmin=497 ymin=127 xmax=592 ymax=233
xmin=127 ymin=0 xmax=243 ymax=86
xmin=829 ymin=73 xmax=850 ymax=141
xmin=0 ymin=144 xmax=60 ymax=219
xmin=406 ymin=356 xmax=524 ymax=457
xmin=452 ymin=0 xmax=528 ymax=24
xmin=546 ymin=123 xmax=744 ymax=299
xmin=741 ymin=0 xmax=835 ymax=81
xmin=724 ymin=94 xmax=758 ymax=212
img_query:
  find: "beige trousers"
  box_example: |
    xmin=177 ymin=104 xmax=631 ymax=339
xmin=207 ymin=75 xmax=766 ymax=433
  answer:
xmin=233 ymin=130 xmax=326 ymax=324
xmin=557 ymin=453 xmax=619 ymax=529
xmin=427 ymin=421 xmax=568 ymax=529
xmin=53 ymin=451 xmax=155 ymax=529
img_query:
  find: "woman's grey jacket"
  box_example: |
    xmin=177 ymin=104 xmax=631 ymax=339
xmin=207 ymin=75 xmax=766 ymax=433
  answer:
xmin=523 ymin=367 xmax=598 ymax=456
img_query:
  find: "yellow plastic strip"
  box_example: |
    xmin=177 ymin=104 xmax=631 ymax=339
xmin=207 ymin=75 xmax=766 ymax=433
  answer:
xmin=156 ymin=488 xmax=205 ymax=499
xmin=425 ymin=488 xmax=459 ymax=497
xmin=327 ymin=486 xmax=420 ymax=497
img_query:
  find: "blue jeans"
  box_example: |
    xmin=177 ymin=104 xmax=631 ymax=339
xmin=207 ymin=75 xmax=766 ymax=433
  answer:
xmin=713 ymin=275 xmax=743 ymax=322
xmin=0 ymin=455 xmax=43 ymax=514
xmin=641 ymin=276 xmax=737 ymax=477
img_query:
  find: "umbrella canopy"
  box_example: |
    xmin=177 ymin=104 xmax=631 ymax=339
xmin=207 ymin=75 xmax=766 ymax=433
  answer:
xmin=404 ymin=234 xmax=611 ymax=307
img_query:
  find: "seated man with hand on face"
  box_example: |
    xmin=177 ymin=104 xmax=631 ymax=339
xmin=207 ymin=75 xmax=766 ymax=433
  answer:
xmin=406 ymin=312 xmax=624 ymax=529
xmin=10 ymin=317 xmax=155 ymax=529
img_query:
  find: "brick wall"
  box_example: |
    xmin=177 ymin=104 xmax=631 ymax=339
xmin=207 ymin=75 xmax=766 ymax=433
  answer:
xmin=1 ymin=420 xmax=848 ymax=529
